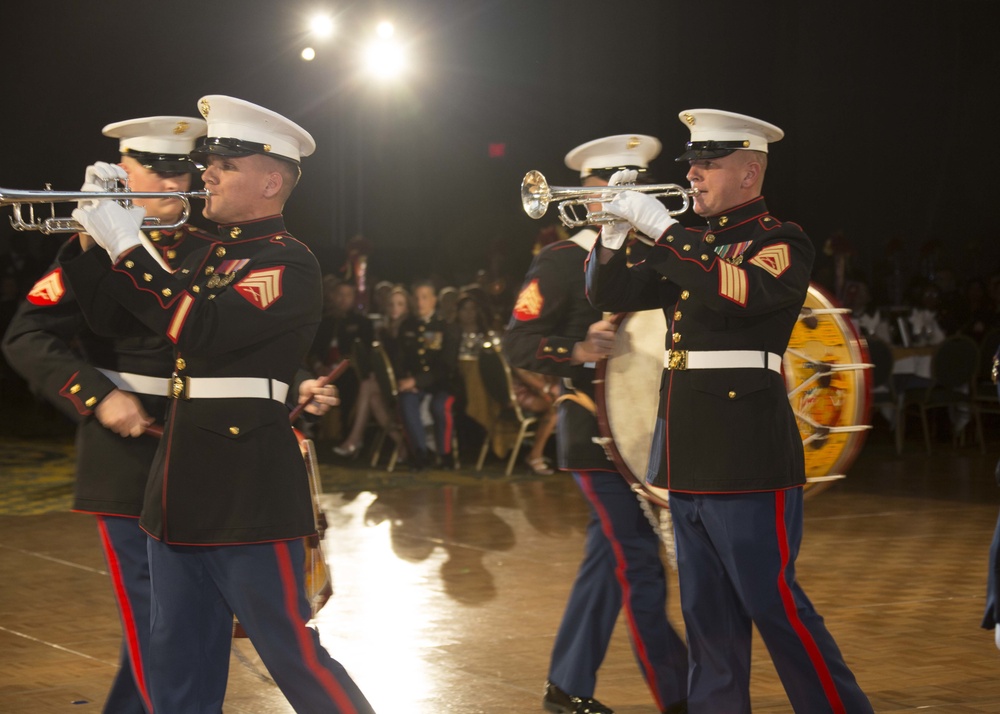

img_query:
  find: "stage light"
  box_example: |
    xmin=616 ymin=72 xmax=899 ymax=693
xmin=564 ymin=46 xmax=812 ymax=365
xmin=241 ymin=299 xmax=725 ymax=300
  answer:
xmin=301 ymin=47 xmax=317 ymax=61
xmin=309 ymin=14 xmax=335 ymax=38
xmin=363 ymin=38 xmax=406 ymax=79
xmin=376 ymin=21 xmax=394 ymax=39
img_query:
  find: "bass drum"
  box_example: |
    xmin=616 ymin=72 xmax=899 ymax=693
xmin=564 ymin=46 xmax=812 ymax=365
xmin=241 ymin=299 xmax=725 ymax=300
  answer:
xmin=595 ymin=284 xmax=872 ymax=504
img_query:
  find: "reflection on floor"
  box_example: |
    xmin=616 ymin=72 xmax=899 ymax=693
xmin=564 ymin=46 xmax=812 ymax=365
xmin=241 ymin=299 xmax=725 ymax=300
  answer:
xmin=2 ymin=401 xmax=1000 ymax=712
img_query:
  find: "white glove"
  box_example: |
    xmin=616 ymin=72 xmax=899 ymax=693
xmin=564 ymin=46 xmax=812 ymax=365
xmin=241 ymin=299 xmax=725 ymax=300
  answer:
xmin=599 ymin=169 xmax=639 ymax=250
xmin=605 ymin=190 xmax=678 ymax=241
xmin=78 ymin=162 xmax=128 ymax=209
xmin=71 ymin=201 xmax=144 ymax=263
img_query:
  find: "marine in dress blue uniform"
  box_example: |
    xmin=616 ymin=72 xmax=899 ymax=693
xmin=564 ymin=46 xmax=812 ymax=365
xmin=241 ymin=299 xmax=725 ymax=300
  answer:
xmin=60 ymin=96 xmax=374 ymax=714
xmin=2 ymin=115 xmax=211 ymax=714
xmin=586 ymin=110 xmax=872 ymax=713
xmin=395 ymin=280 xmax=461 ymax=469
xmin=504 ymin=135 xmax=688 ymax=714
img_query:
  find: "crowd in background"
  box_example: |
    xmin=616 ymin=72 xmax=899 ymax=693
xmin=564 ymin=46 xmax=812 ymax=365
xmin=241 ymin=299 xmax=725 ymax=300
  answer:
xmin=4 ymin=222 xmax=1000 ymax=472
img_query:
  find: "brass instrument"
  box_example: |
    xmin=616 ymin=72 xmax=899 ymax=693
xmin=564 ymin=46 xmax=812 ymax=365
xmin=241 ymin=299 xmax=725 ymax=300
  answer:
xmin=1 ymin=185 xmax=209 ymax=234
xmin=521 ymin=169 xmax=698 ymax=228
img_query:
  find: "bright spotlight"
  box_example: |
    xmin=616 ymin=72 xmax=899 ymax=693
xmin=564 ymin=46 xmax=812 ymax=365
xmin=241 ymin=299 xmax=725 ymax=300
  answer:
xmin=309 ymin=14 xmax=334 ymax=38
xmin=375 ymin=21 xmax=395 ymax=39
xmin=363 ymin=39 xmax=406 ymax=79
xmin=301 ymin=47 xmax=316 ymax=61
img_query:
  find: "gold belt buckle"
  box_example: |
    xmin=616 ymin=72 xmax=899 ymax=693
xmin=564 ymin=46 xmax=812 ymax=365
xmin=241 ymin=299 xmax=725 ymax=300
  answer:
xmin=666 ymin=349 xmax=688 ymax=371
xmin=170 ymin=375 xmax=190 ymax=399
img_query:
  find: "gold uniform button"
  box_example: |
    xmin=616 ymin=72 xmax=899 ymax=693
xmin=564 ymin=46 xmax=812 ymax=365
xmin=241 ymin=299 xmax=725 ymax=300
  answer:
xmin=143 ymin=273 xmax=152 ymax=282
xmin=175 ymin=358 xmax=186 ymax=370
xmin=680 ymin=290 xmax=690 ymax=300
xmin=672 ymin=333 xmax=682 ymax=343
xmin=728 ymin=391 xmax=737 ymax=399
xmin=718 ymin=216 xmax=729 ymax=227
xmin=673 ymin=311 xmax=682 ymax=321
xmin=85 ymin=397 xmax=97 ymax=408
xmin=666 ymin=235 xmax=674 ymax=243
xmin=166 ymin=250 xmax=177 ymax=260
xmin=192 ymin=285 xmax=201 ymax=293
xmin=162 ymin=288 xmax=172 ymax=297
xmin=205 ymin=266 xmax=215 ymax=275
xmin=216 ymin=246 xmax=227 ymax=257
xmin=423 ymin=366 xmax=430 ymax=372
xmin=418 ymin=348 xmax=426 ymax=355
xmin=124 ymin=260 xmax=134 ymax=269
xmin=705 ymin=234 xmax=715 ymax=244
xmin=682 ymin=244 xmax=691 ymax=251
xmin=229 ymin=227 xmax=241 ymax=239
xmin=149 ymin=230 xmax=162 ymax=242
xmin=229 ymin=426 xmax=240 ymax=435
xmin=557 ymin=347 xmax=568 ymax=354
xmin=70 ymin=384 xmax=81 ymax=394
xmin=543 ymin=346 xmax=552 ymax=353
xmin=701 ymin=254 xmax=709 ymax=261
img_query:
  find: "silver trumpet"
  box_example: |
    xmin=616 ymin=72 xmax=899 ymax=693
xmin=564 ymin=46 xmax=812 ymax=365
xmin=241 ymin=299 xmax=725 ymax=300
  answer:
xmin=0 ymin=185 xmax=209 ymax=234
xmin=521 ymin=169 xmax=698 ymax=228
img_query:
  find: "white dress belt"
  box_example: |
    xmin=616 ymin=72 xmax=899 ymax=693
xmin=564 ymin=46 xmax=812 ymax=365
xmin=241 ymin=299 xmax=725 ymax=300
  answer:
xmin=184 ymin=377 xmax=290 ymax=403
xmin=97 ymin=369 xmax=171 ymax=396
xmin=664 ymin=349 xmax=783 ymax=373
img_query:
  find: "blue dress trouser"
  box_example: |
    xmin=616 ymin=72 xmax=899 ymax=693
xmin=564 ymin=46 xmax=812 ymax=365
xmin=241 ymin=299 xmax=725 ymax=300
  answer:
xmin=147 ymin=537 xmax=375 ymax=714
xmin=669 ymin=488 xmax=873 ymax=714
xmin=398 ymin=390 xmax=455 ymax=458
xmin=95 ymin=515 xmax=153 ymax=714
xmin=548 ymin=470 xmax=688 ymax=711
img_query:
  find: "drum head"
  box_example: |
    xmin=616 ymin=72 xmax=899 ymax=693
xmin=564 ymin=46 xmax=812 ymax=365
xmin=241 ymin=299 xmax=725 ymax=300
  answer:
xmin=596 ymin=284 xmax=872 ymax=501
xmin=596 ymin=310 xmax=670 ymax=507
xmin=784 ymin=284 xmax=872 ymax=492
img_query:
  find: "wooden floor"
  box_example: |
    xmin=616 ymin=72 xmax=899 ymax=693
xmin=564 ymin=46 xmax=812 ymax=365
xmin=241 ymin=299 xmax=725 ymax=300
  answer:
xmin=2 ymin=397 xmax=1000 ymax=713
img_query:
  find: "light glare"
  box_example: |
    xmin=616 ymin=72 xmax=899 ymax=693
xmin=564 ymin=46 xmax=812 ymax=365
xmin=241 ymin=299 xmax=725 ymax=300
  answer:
xmin=376 ymin=21 xmax=395 ymax=39
xmin=309 ymin=14 xmax=334 ymax=38
xmin=301 ymin=47 xmax=316 ymax=61
xmin=363 ymin=39 xmax=406 ymax=79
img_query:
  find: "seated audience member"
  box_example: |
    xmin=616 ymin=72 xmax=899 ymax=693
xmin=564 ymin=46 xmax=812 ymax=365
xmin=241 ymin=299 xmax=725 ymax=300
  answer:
xmin=438 ymin=286 xmax=460 ymax=325
xmin=308 ymin=277 xmax=374 ymax=442
xmin=511 ymin=367 xmax=559 ymax=475
xmin=396 ymin=279 xmax=461 ymax=470
xmin=334 ymin=285 xmax=411 ymax=459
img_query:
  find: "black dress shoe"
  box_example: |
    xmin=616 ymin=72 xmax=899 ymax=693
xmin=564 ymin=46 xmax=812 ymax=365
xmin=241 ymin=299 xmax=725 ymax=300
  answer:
xmin=543 ymin=681 xmax=614 ymax=714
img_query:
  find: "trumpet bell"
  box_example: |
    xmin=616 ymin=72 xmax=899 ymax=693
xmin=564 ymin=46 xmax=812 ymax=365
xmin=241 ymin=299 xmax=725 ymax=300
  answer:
xmin=520 ymin=170 xmax=550 ymax=220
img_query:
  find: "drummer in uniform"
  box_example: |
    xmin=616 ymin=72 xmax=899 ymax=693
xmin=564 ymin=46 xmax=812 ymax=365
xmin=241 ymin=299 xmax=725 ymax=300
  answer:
xmin=586 ymin=109 xmax=872 ymax=712
xmin=504 ymin=135 xmax=688 ymax=714
xmin=60 ymin=95 xmax=375 ymax=713
xmin=2 ymin=114 xmax=212 ymax=713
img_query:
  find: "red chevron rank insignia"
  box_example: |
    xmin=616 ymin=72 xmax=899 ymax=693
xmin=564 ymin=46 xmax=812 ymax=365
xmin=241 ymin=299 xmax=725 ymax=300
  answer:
xmin=748 ymin=243 xmax=790 ymax=278
xmin=235 ymin=267 xmax=284 ymax=310
xmin=513 ymin=279 xmax=544 ymax=321
xmin=26 ymin=269 xmax=66 ymax=306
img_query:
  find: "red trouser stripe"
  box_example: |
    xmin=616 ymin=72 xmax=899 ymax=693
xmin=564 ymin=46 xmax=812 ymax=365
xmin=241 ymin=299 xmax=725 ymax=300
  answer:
xmin=577 ymin=474 xmax=666 ymax=712
xmin=773 ymin=491 xmax=846 ymax=714
xmin=273 ymin=540 xmax=359 ymax=714
xmin=96 ymin=516 xmax=153 ymax=713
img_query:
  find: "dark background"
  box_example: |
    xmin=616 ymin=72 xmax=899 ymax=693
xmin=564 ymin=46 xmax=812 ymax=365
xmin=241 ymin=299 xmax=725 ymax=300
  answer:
xmin=1 ymin=0 xmax=997 ymax=294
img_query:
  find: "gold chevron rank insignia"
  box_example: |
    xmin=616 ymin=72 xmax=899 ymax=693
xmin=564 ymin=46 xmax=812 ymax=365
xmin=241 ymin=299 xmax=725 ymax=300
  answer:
xmin=26 ymin=269 xmax=66 ymax=306
xmin=718 ymin=261 xmax=748 ymax=306
xmin=513 ymin=279 xmax=544 ymax=321
xmin=235 ymin=267 xmax=284 ymax=310
xmin=748 ymin=243 xmax=790 ymax=278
